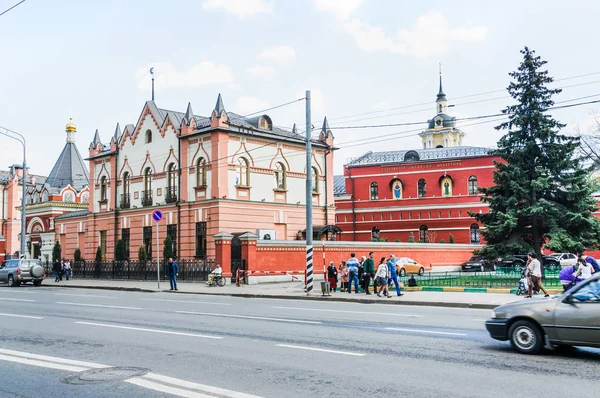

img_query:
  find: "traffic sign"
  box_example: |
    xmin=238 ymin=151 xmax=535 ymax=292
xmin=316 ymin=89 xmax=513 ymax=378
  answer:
xmin=152 ymin=209 xmax=163 ymax=223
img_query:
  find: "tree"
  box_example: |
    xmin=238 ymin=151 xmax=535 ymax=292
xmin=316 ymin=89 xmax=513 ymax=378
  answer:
xmin=473 ymin=47 xmax=600 ymax=262
xmin=163 ymin=236 xmax=174 ymax=263
xmin=115 ymin=240 xmax=126 ymax=262
xmin=408 ymin=233 xmax=415 ymax=243
xmin=95 ymin=246 xmax=103 ymax=263
xmin=138 ymin=244 xmax=147 ymax=263
xmin=440 ymin=239 xmax=445 ymax=244
xmin=52 ymin=241 xmax=61 ymax=263
xmin=73 ymin=248 xmax=82 ymax=262
xmin=449 ymin=234 xmax=455 ymax=244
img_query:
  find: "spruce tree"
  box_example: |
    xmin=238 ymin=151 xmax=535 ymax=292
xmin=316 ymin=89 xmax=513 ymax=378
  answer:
xmin=52 ymin=241 xmax=62 ymax=263
xmin=115 ymin=240 xmax=125 ymax=262
xmin=473 ymin=47 xmax=600 ymax=262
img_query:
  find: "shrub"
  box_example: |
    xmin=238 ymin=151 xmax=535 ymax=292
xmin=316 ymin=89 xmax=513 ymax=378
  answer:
xmin=440 ymin=239 xmax=446 ymax=243
xmin=408 ymin=233 xmax=415 ymax=243
xmin=449 ymin=234 xmax=455 ymax=244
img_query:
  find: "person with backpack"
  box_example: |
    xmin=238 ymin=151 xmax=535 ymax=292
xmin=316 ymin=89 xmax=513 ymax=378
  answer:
xmin=346 ymin=253 xmax=360 ymax=294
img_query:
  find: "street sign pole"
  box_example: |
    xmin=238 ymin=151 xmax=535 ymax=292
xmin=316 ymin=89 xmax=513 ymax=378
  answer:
xmin=151 ymin=209 xmax=164 ymax=290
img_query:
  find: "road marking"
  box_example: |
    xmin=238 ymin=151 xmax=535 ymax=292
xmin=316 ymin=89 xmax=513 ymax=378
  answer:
xmin=385 ymin=327 xmax=467 ymax=336
xmin=0 ymin=289 xmax=37 ymax=294
xmin=126 ymin=378 xmax=214 ymax=398
xmin=177 ymin=311 xmax=322 ymax=325
xmin=55 ymin=302 xmax=142 ymax=310
xmin=272 ymin=306 xmax=424 ymax=318
xmin=472 ymin=318 xmax=488 ymax=322
xmin=0 ymin=348 xmax=109 ymax=369
xmin=0 ymin=297 xmax=35 ymax=302
xmin=143 ymin=373 xmax=264 ymax=398
xmin=0 ymin=312 xmax=43 ymax=319
xmin=142 ymin=298 xmax=231 ymax=306
xmin=75 ymin=321 xmax=224 ymax=340
xmin=54 ymin=293 xmax=117 ymax=299
xmin=276 ymin=344 xmax=365 ymax=357
xmin=0 ymin=353 xmax=87 ymax=372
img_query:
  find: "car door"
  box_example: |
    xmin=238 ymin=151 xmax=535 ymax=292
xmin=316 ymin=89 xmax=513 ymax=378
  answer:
xmin=553 ymin=279 xmax=600 ymax=345
xmin=0 ymin=261 xmax=6 ymax=281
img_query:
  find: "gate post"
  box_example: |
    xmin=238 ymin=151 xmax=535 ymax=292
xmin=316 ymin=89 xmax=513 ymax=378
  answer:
xmin=213 ymin=232 xmax=233 ymax=277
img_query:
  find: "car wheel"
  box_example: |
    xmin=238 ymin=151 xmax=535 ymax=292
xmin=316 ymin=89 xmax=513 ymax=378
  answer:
xmin=8 ymin=274 xmax=15 ymax=287
xmin=33 ymin=280 xmax=42 ymax=287
xmin=400 ymin=268 xmax=406 ymax=277
xmin=418 ymin=267 xmax=425 ymax=276
xmin=509 ymin=320 xmax=544 ymax=354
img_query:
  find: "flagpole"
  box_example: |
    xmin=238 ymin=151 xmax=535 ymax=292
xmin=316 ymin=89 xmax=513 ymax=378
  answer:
xmin=150 ymin=67 xmax=155 ymax=101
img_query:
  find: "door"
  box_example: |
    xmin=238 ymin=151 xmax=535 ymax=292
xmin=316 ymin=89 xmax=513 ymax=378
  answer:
xmin=554 ymin=279 xmax=600 ymax=345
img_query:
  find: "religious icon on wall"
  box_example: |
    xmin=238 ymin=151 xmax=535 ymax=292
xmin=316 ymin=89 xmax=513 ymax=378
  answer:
xmin=441 ymin=177 xmax=453 ymax=197
xmin=393 ymin=180 xmax=402 ymax=200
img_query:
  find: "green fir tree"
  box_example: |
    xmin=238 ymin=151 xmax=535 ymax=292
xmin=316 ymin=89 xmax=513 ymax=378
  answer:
xmin=408 ymin=233 xmax=415 ymax=243
xmin=473 ymin=47 xmax=600 ymax=261
xmin=115 ymin=240 xmax=126 ymax=262
xmin=449 ymin=234 xmax=455 ymax=244
xmin=52 ymin=241 xmax=62 ymax=263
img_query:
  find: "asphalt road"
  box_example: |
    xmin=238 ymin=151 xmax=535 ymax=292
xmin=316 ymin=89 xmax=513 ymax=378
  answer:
xmin=0 ymin=284 xmax=598 ymax=398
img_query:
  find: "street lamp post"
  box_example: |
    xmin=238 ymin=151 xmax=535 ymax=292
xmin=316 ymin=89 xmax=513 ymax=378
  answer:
xmin=0 ymin=126 xmax=27 ymax=258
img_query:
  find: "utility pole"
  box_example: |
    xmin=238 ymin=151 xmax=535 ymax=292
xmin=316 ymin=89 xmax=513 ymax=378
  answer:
xmin=305 ymin=90 xmax=313 ymax=295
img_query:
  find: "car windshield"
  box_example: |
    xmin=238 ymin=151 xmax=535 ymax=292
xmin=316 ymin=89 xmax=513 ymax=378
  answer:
xmin=571 ymin=280 xmax=600 ymax=302
xmin=468 ymin=257 xmax=480 ymax=261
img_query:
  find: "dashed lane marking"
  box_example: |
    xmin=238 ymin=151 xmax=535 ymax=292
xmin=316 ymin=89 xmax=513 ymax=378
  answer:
xmin=385 ymin=327 xmax=467 ymax=336
xmin=54 ymin=293 xmax=117 ymax=299
xmin=75 ymin=321 xmax=224 ymax=340
xmin=0 ymin=297 xmax=35 ymax=302
xmin=276 ymin=344 xmax=365 ymax=357
xmin=0 ymin=312 xmax=43 ymax=319
xmin=272 ymin=306 xmax=425 ymax=318
xmin=141 ymin=298 xmax=232 ymax=306
xmin=177 ymin=311 xmax=322 ymax=325
xmin=55 ymin=302 xmax=142 ymax=310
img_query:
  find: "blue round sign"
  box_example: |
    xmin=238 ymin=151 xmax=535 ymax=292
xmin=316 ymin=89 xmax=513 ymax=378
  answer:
xmin=152 ymin=209 xmax=163 ymax=223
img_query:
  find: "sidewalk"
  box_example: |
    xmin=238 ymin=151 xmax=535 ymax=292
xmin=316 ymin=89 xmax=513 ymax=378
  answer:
xmin=40 ymin=278 xmax=559 ymax=309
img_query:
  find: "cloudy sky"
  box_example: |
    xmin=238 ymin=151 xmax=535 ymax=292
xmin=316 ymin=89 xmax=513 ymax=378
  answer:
xmin=1 ymin=0 xmax=600 ymax=176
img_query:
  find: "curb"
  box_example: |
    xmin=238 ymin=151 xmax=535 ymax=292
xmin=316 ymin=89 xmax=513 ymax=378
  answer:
xmin=44 ymin=284 xmax=499 ymax=309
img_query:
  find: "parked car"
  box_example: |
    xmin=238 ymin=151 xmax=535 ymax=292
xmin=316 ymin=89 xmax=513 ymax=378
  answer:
xmin=496 ymin=254 xmax=561 ymax=271
xmin=485 ymin=273 xmax=600 ymax=354
xmin=396 ymin=258 xmax=428 ymax=276
xmin=0 ymin=259 xmax=45 ymax=287
xmin=461 ymin=256 xmax=496 ymax=272
xmin=548 ymin=253 xmax=577 ymax=267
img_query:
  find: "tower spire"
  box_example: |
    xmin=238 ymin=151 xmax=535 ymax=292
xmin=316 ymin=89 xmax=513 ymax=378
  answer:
xmin=437 ymin=62 xmax=446 ymax=101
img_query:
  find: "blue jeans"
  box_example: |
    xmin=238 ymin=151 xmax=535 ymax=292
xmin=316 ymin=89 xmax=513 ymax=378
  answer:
xmin=55 ymin=271 xmax=60 ymax=282
xmin=348 ymin=271 xmax=359 ymax=293
xmin=168 ymin=275 xmax=177 ymax=290
xmin=389 ymin=274 xmax=401 ymax=296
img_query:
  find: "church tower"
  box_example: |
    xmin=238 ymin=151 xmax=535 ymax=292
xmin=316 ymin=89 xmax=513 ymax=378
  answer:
xmin=419 ymin=66 xmax=465 ymax=149
xmin=46 ymin=118 xmax=90 ymax=190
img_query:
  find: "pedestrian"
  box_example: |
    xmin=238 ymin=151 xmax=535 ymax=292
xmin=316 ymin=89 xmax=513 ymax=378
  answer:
xmin=327 ymin=261 xmax=338 ymax=292
xmin=53 ymin=259 xmax=61 ymax=282
xmin=387 ymin=254 xmax=403 ymax=297
xmin=525 ymin=252 xmax=549 ymax=298
xmin=165 ymin=257 xmax=179 ymax=291
xmin=63 ymin=259 xmax=71 ymax=281
xmin=375 ymin=257 xmax=390 ymax=298
xmin=60 ymin=259 xmax=65 ymax=281
xmin=339 ymin=261 xmax=348 ymax=292
xmin=346 ymin=253 xmax=360 ymax=294
xmin=206 ymin=263 xmax=223 ymax=285
xmin=358 ymin=256 xmax=366 ymax=291
xmin=579 ymin=254 xmax=600 ymax=274
xmin=363 ymin=252 xmax=375 ymax=295
xmin=559 ymin=264 xmax=580 ymax=291
xmin=574 ymin=257 xmax=594 ymax=280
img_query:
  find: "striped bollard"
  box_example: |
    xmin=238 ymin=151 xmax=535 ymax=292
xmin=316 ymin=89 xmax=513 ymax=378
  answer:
xmin=306 ymin=245 xmax=313 ymax=294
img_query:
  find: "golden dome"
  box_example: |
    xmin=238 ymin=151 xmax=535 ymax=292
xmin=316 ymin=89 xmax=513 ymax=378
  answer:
xmin=65 ymin=117 xmax=77 ymax=133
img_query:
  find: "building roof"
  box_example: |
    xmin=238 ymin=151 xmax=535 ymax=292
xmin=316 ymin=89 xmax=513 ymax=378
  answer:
xmin=46 ymin=141 xmax=90 ymax=190
xmin=347 ymin=146 xmax=493 ymax=167
xmin=0 ymin=170 xmax=47 ymax=186
xmin=54 ymin=209 xmax=89 ymax=220
xmin=427 ymin=112 xmax=456 ymax=129
xmin=333 ymin=175 xmax=346 ymax=195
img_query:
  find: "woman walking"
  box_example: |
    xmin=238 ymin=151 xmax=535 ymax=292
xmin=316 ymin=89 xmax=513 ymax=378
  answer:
xmin=327 ymin=261 xmax=338 ymax=292
xmin=375 ymin=256 xmax=390 ymax=298
xmin=525 ymin=252 xmax=549 ymax=298
xmin=339 ymin=261 xmax=348 ymax=292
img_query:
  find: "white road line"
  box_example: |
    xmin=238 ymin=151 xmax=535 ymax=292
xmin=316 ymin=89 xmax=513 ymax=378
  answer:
xmin=272 ymin=306 xmax=424 ymax=318
xmin=177 ymin=311 xmax=322 ymax=325
xmin=385 ymin=327 xmax=467 ymax=336
xmin=0 ymin=348 xmax=109 ymax=369
xmin=141 ymin=298 xmax=231 ymax=306
xmin=143 ymin=373 xmax=264 ymax=398
xmin=0 ymin=297 xmax=35 ymax=302
xmin=0 ymin=312 xmax=43 ymax=319
xmin=472 ymin=318 xmax=488 ymax=322
xmin=75 ymin=321 xmax=224 ymax=340
xmin=54 ymin=293 xmax=117 ymax=299
xmin=0 ymin=353 xmax=87 ymax=372
xmin=126 ymin=378 xmax=214 ymax=398
xmin=0 ymin=289 xmax=37 ymax=294
xmin=276 ymin=344 xmax=365 ymax=357
xmin=55 ymin=302 xmax=142 ymax=310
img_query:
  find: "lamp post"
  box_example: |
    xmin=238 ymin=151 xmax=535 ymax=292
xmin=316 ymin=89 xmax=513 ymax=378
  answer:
xmin=0 ymin=126 xmax=27 ymax=258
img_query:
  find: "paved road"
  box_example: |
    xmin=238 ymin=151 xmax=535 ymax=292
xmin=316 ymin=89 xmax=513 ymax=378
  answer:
xmin=0 ymin=285 xmax=598 ymax=398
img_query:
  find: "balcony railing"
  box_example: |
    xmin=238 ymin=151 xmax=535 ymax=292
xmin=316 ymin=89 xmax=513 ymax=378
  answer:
xmin=120 ymin=193 xmax=131 ymax=209
xmin=165 ymin=186 xmax=178 ymax=203
xmin=141 ymin=190 xmax=153 ymax=207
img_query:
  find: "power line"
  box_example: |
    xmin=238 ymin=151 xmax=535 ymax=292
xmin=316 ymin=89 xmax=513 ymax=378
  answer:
xmin=0 ymin=0 xmax=25 ymax=17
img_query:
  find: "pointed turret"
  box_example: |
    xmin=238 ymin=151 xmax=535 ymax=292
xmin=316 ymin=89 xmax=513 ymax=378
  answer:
xmin=92 ymin=129 xmax=101 ymax=147
xmin=292 ymin=123 xmax=298 ymax=135
xmin=214 ymin=93 xmax=225 ymax=117
xmin=185 ymin=102 xmax=194 ymax=124
xmin=112 ymin=123 xmax=121 ymax=143
xmin=437 ymin=74 xmax=446 ymax=102
xmin=321 ymin=117 xmax=330 ymax=134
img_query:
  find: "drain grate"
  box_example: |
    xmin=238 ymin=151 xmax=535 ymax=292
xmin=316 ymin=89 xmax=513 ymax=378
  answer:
xmin=62 ymin=367 xmax=149 ymax=385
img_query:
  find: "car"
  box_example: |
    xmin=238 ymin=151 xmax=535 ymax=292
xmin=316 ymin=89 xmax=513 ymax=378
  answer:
xmin=485 ymin=273 xmax=600 ymax=354
xmin=548 ymin=253 xmax=577 ymax=267
xmin=0 ymin=259 xmax=45 ymax=287
xmin=396 ymin=257 xmax=428 ymax=276
xmin=496 ymin=254 xmax=561 ymax=271
xmin=461 ymin=256 xmax=496 ymax=272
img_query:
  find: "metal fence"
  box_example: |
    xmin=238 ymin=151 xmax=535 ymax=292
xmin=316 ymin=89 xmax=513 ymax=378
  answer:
xmin=400 ymin=269 xmax=562 ymax=288
xmin=43 ymin=259 xmax=216 ymax=282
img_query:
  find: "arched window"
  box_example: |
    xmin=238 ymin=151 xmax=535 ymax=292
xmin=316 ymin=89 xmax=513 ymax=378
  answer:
xmin=370 ymin=182 xmax=378 ymax=200
xmin=122 ymin=172 xmax=130 ymax=196
xmin=237 ymin=157 xmax=249 ymax=186
xmin=418 ymin=179 xmax=426 ymax=198
xmin=468 ymin=176 xmax=478 ymax=195
xmin=371 ymin=226 xmax=380 ymax=242
xmin=142 ymin=167 xmax=153 ymax=206
xmin=145 ymin=129 xmax=152 ymax=144
xmin=438 ymin=104 xmax=442 ymax=113
xmin=275 ymin=162 xmax=286 ymax=190
xmin=311 ymin=167 xmax=319 ymax=193
xmin=166 ymin=163 xmax=177 ymax=203
xmin=470 ymin=224 xmax=481 ymax=243
xmin=419 ymin=225 xmax=429 ymax=243
xmin=99 ymin=176 xmax=107 ymax=201
xmin=196 ymin=158 xmax=206 ymax=187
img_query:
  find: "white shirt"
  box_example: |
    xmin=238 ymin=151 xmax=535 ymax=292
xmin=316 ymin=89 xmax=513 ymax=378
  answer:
xmin=211 ymin=267 xmax=222 ymax=275
xmin=578 ymin=263 xmax=593 ymax=279
xmin=375 ymin=263 xmax=388 ymax=278
xmin=529 ymin=259 xmax=542 ymax=277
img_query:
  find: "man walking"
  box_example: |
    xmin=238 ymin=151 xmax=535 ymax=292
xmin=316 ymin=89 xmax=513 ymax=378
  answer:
xmin=387 ymin=254 xmax=403 ymax=297
xmin=53 ymin=259 xmax=61 ymax=282
xmin=363 ymin=252 xmax=375 ymax=295
xmin=165 ymin=257 xmax=179 ymax=291
xmin=346 ymin=253 xmax=360 ymax=293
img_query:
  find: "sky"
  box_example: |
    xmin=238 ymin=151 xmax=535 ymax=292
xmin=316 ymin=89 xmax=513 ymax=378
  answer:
xmin=2 ymin=0 xmax=600 ymax=177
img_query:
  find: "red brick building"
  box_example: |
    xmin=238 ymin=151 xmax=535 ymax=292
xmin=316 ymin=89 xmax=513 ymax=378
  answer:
xmin=334 ymin=76 xmax=501 ymax=244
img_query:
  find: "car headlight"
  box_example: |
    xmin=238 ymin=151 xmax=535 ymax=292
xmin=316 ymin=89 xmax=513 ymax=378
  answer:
xmin=491 ymin=310 xmax=507 ymax=319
